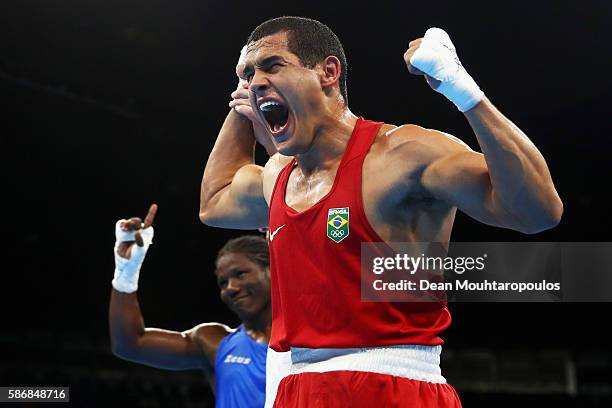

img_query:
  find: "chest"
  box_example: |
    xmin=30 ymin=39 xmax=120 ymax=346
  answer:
xmin=216 ymin=337 xmax=266 ymax=374
xmin=282 ymin=154 xmax=420 ymax=217
xmin=285 ymin=164 xmax=340 ymax=213
xmin=278 ymin=142 xmax=456 ymax=244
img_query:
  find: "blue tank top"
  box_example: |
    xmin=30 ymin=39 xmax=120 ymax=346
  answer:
xmin=214 ymin=325 xmax=267 ymax=408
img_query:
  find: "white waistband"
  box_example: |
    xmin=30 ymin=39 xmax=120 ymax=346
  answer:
xmin=290 ymin=345 xmax=446 ymax=384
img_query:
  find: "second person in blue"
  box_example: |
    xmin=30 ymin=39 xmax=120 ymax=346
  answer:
xmin=109 ymin=204 xmax=270 ymax=407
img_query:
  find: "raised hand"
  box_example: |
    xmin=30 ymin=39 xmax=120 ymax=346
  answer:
xmin=404 ymin=28 xmax=484 ymax=112
xmin=229 ymin=45 xmax=277 ymax=156
xmin=113 ymin=204 xmax=157 ymax=293
xmin=117 ymin=203 xmax=158 ymax=258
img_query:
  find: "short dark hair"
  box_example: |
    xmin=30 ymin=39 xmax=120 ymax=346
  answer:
xmin=247 ymin=16 xmax=348 ymax=104
xmin=216 ymin=235 xmax=270 ymax=271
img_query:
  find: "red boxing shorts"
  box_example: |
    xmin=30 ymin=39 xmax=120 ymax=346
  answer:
xmin=272 ymin=345 xmax=461 ymax=407
xmin=273 ymin=371 xmax=461 ymax=407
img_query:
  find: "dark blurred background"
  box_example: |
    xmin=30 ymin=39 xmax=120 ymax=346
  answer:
xmin=1 ymin=0 xmax=611 ymax=406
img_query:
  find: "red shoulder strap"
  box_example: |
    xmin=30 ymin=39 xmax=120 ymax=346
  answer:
xmin=269 ymin=158 xmax=296 ymax=212
xmin=341 ymin=118 xmax=384 ymax=165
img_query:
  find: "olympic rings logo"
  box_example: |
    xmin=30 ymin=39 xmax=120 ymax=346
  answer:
xmin=329 ymin=230 xmax=345 ymax=238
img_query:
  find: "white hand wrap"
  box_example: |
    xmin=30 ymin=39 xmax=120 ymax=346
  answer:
xmin=112 ymin=220 xmax=154 ymax=294
xmin=410 ymin=28 xmax=484 ymax=112
xmin=236 ymin=45 xmax=248 ymax=89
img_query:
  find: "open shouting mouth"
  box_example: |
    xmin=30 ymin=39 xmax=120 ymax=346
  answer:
xmin=258 ymin=98 xmax=290 ymax=137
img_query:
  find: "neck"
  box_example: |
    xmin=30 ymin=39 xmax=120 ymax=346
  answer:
xmin=295 ymin=106 xmax=358 ymax=176
xmin=241 ymin=306 xmax=272 ymax=343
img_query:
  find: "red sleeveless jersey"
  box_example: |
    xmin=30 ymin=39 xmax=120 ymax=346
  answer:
xmin=268 ymin=118 xmax=451 ymax=352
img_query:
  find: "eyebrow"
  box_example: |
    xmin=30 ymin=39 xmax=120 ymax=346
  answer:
xmin=243 ymin=55 xmax=286 ymax=77
xmin=216 ymin=266 xmax=247 ymax=279
xmin=258 ymin=55 xmax=285 ymax=67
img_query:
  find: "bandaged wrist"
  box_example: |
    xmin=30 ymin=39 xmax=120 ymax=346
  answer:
xmin=410 ymin=28 xmax=484 ymax=112
xmin=112 ymin=220 xmax=154 ymax=293
xmin=436 ymin=68 xmax=484 ymax=112
xmin=236 ymin=45 xmax=248 ymax=89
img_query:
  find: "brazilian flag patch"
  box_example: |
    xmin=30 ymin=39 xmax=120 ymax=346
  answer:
xmin=327 ymin=207 xmax=349 ymax=243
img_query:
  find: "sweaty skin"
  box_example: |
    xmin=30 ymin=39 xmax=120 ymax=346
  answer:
xmin=200 ymin=31 xmax=562 ymax=243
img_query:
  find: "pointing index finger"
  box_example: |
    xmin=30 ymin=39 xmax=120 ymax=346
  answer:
xmin=143 ymin=203 xmax=158 ymax=229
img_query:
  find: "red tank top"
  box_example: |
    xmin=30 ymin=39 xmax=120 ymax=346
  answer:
xmin=268 ymin=117 xmax=451 ymax=352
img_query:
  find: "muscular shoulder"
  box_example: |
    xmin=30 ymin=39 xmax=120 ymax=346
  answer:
xmin=262 ymin=153 xmax=293 ymax=203
xmin=374 ymin=124 xmax=472 ymax=166
xmin=185 ymin=322 xmax=233 ymax=352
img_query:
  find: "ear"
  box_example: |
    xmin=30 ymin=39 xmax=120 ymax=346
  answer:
xmin=319 ymin=55 xmax=341 ymax=91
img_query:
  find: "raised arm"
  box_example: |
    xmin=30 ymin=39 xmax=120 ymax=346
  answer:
xmin=199 ymin=110 xmax=269 ymax=230
xmin=109 ymin=205 xmax=230 ymax=376
xmin=404 ymin=28 xmax=562 ymax=234
xmin=462 ymin=99 xmax=561 ymax=232
xmin=110 ymin=293 xmax=228 ymax=372
xmin=199 ymin=46 xmax=274 ymax=230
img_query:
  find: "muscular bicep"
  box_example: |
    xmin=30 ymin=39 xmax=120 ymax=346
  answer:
xmin=200 ymin=164 xmax=269 ymax=229
xmin=117 ymin=328 xmax=207 ymax=371
xmin=118 ymin=323 xmax=230 ymax=372
xmin=421 ymin=150 xmax=516 ymax=228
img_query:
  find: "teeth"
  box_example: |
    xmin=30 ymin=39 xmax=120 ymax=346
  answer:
xmin=259 ymin=101 xmax=281 ymax=111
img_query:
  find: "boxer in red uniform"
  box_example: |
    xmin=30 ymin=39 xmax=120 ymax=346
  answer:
xmin=200 ymin=17 xmax=562 ymax=407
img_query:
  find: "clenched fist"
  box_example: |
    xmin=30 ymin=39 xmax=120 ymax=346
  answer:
xmin=404 ymin=28 xmax=483 ymax=112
